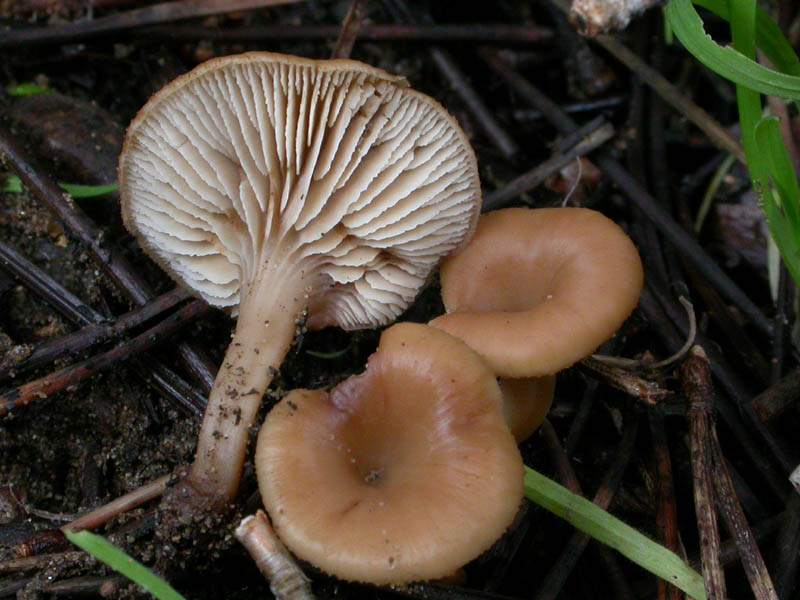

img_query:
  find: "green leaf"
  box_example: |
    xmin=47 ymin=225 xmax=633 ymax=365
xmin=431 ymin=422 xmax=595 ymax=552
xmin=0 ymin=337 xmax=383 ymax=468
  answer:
xmin=665 ymin=0 xmax=800 ymax=100
xmin=64 ymin=530 xmax=186 ymax=600
xmin=2 ymin=174 xmax=118 ymax=198
xmin=524 ymin=467 xmax=706 ymax=599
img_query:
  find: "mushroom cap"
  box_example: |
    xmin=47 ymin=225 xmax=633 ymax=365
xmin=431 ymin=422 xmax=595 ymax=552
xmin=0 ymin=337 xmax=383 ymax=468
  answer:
xmin=255 ymin=322 xmax=523 ymax=584
xmin=119 ymin=52 xmax=481 ymax=329
xmin=499 ymin=375 xmax=556 ymax=443
xmin=430 ymin=207 xmax=643 ymax=377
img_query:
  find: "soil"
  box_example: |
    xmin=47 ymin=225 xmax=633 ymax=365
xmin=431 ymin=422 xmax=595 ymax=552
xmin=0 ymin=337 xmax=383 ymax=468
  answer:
xmin=0 ymin=1 xmax=798 ymax=599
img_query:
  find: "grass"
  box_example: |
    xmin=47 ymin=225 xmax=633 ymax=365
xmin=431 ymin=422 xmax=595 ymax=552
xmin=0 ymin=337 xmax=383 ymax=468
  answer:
xmin=665 ymin=0 xmax=800 ymax=289
xmin=524 ymin=467 xmax=706 ymax=599
xmin=3 ymin=173 xmax=118 ymax=198
xmin=64 ymin=530 xmax=186 ymax=600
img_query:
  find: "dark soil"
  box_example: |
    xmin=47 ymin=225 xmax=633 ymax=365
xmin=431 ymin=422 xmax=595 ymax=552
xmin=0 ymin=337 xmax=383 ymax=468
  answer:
xmin=1 ymin=1 xmax=798 ymax=599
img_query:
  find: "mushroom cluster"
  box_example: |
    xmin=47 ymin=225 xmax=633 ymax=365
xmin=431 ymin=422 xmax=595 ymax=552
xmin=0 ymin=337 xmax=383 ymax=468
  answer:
xmin=251 ymin=206 xmax=644 ymax=585
xmin=119 ymin=52 xmax=482 ymax=504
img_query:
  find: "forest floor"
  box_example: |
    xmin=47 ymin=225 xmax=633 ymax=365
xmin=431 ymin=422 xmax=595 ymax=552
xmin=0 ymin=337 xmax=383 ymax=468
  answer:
xmin=0 ymin=0 xmax=798 ymax=598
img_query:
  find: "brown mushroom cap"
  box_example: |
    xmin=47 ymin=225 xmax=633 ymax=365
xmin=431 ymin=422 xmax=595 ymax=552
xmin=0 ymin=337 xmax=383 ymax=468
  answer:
xmin=255 ymin=322 xmax=523 ymax=584
xmin=430 ymin=207 xmax=643 ymax=378
xmin=499 ymin=375 xmax=556 ymax=443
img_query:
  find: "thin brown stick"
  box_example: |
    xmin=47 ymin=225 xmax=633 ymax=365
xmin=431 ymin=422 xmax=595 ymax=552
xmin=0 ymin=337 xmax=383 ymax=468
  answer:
xmin=2 ymin=287 xmax=190 ymax=380
xmin=709 ymin=426 xmax=779 ymax=600
xmin=0 ymin=0 xmax=303 ymax=48
xmin=482 ymin=120 xmax=615 ymax=211
xmin=0 ymin=300 xmax=210 ymax=415
xmin=62 ymin=474 xmax=172 ymax=533
xmin=648 ymin=410 xmax=682 ymax=600
xmin=0 ymin=552 xmax=85 ymax=575
xmin=0 ymin=241 xmax=206 ymax=415
xmin=752 ymin=365 xmax=800 ymax=422
xmin=331 ymin=0 xmax=370 ymax=59
xmin=139 ymin=23 xmax=554 ymax=43
xmin=682 ymin=346 xmax=726 ymax=600
xmin=686 ymin=347 xmax=780 ymax=600
xmin=549 ymin=0 xmax=746 ymax=163
xmin=0 ymin=122 xmax=216 ymax=392
xmin=579 ymin=357 xmax=673 ymax=405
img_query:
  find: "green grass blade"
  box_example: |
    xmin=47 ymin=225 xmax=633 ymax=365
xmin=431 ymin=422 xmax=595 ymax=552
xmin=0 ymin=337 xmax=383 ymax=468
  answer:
xmin=755 ymin=117 xmax=800 ymax=285
xmin=60 ymin=182 xmax=119 ymax=198
xmin=2 ymin=174 xmax=118 ymax=198
xmin=691 ymin=0 xmax=800 ymax=78
xmin=6 ymin=83 xmax=53 ymax=96
xmin=665 ymin=0 xmax=800 ymax=100
xmin=65 ymin=530 xmax=186 ymax=600
xmin=524 ymin=467 xmax=706 ymax=599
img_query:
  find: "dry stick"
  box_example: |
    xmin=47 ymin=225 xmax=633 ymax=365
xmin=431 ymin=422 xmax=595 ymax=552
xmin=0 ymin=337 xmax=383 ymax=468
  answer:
xmin=476 ymin=48 xmax=772 ymax=339
xmin=536 ymin=416 xmax=639 ymax=600
xmin=1 ymin=287 xmax=190 ymax=380
xmin=139 ymin=23 xmax=554 ymax=43
xmin=650 ymin=281 xmax=793 ymax=476
xmin=689 ymin=511 xmax=785 ymax=571
xmin=753 ymin=365 xmax=800 ymax=422
xmin=235 ymin=511 xmax=314 ymax=600
xmin=686 ymin=347 xmax=780 ymax=600
xmin=0 ymin=121 xmax=215 ymax=393
xmin=0 ymin=299 xmax=210 ymax=415
xmin=709 ymin=426 xmax=780 ymax=599
xmin=682 ymin=346 xmax=726 ymax=600
xmin=0 ymin=552 xmax=85 ymax=575
xmin=63 ymin=475 xmax=172 ymax=533
xmin=482 ymin=120 xmax=615 ymax=212
xmin=648 ymin=411 xmax=682 ymax=600
xmin=549 ymin=0 xmax=745 ymax=164
xmin=381 ymin=0 xmax=519 ymax=161
xmin=639 ymin=284 xmax=790 ymax=501
xmin=0 ymin=0 xmax=302 ymax=48
xmin=0 ymin=242 xmax=206 ymax=415
xmin=330 ymin=0 xmax=370 ymax=59
xmin=579 ymin=357 xmax=673 ymax=405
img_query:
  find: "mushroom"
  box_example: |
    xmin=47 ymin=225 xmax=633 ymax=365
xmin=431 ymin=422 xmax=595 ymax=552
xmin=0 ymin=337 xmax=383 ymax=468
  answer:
xmin=255 ymin=322 xmax=523 ymax=584
xmin=498 ymin=375 xmax=556 ymax=443
xmin=119 ymin=52 xmax=481 ymax=505
xmin=430 ymin=207 xmax=643 ymax=439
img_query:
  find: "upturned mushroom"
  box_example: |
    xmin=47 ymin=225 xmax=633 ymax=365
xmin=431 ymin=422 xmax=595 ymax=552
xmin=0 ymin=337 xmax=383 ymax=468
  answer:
xmin=119 ymin=52 xmax=481 ymax=505
xmin=430 ymin=207 xmax=643 ymax=439
xmin=255 ymin=322 xmax=523 ymax=584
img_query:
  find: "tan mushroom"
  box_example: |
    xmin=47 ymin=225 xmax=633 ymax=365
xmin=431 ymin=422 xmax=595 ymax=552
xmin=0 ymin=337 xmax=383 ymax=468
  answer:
xmin=430 ymin=207 xmax=643 ymax=439
xmin=255 ymin=322 xmax=523 ymax=584
xmin=119 ymin=52 xmax=481 ymax=504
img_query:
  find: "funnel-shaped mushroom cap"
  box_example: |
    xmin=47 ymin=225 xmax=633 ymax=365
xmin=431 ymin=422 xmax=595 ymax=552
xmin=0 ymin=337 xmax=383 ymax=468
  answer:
xmin=119 ymin=52 xmax=481 ymax=330
xmin=255 ymin=322 xmax=523 ymax=584
xmin=431 ymin=207 xmax=643 ymax=377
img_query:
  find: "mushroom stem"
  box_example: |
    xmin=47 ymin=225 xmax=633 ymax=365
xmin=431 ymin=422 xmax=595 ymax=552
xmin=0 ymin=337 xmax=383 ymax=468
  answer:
xmin=187 ymin=264 xmax=309 ymax=502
